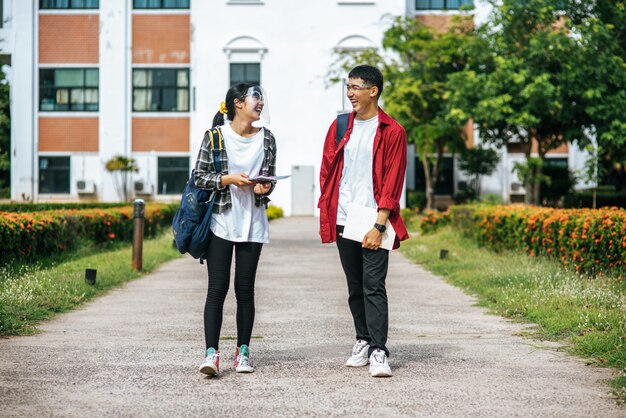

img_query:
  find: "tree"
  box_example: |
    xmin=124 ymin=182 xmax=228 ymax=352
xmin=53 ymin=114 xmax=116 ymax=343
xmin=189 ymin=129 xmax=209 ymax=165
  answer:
xmin=329 ymin=16 xmax=474 ymax=210
xmin=448 ymin=0 xmax=590 ymax=205
xmin=0 ymin=70 xmax=10 ymax=199
xmin=457 ymin=145 xmax=500 ymax=198
xmin=105 ymin=155 xmax=138 ymax=202
xmin=565 ymin=0 xmax=626 ymax=192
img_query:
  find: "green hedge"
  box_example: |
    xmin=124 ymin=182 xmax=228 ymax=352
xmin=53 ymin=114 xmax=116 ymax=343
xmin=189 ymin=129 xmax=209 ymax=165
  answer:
xmin=407 ymin=191 xmax=427 ymax=211
xmin=0 ymin=203 xmax=177 ymax=264
xmin=266 ymin=205 xmax=284 ymax=220
xmin=444 ymin=205 xmax=626 ymax=274
xmin=0 ymin=202 xmax=131 ymax=213
xmin=563 ymin=191 xmax=626 ymax=209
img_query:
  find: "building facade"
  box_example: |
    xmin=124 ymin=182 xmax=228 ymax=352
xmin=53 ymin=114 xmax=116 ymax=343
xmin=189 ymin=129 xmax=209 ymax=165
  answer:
xmin=2 ymin=0 xmax=586 ymax=213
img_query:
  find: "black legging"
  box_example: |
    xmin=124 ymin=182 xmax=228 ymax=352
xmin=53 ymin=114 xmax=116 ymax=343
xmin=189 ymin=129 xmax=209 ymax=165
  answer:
xmin=204 ymin=231 xmax=263 ymax=350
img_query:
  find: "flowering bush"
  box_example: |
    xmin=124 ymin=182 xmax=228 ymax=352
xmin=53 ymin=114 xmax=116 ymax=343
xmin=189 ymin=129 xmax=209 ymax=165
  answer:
xmin=266 ymin=205 xmax=284 ymax=221
xmin=418 ymin=210 xmax=451 ymax=234
xmin=448 ymin=205 xmax=626 ymax=274
xmin=0 ymin=203 xmax=177 ymax=264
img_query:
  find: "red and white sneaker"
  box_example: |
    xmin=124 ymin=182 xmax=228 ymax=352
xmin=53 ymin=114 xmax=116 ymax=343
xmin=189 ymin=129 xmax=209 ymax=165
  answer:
xmin=199 ymin=347 xmax=220 ymax=376
xmin=234 ymin=344 xmax=255 ymax=373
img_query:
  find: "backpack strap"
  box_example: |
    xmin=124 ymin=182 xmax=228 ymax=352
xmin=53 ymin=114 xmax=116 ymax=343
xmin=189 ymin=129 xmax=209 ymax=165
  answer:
xmin=208 ymin=127 xmax=223 ymax=173
xmin=335 ymin=112 xmax=350 ymax=146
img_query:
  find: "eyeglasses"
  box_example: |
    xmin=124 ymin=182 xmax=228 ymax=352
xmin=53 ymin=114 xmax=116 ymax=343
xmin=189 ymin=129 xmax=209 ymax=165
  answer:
xmin=345 ymin=83 xmax=373 ymax=92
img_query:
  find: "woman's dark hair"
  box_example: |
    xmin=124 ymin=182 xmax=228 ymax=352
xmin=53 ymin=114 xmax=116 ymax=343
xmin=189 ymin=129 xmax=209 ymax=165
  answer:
xmin=212 ymin=83 xmax=255 ymax=127
xmin=348 ymin=64 xmax=384 ymax=97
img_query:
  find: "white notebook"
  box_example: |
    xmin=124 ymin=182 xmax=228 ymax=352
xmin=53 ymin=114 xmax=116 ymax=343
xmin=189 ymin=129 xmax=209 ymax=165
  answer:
xmin=342 ymin=203 xmax=396 ymax=250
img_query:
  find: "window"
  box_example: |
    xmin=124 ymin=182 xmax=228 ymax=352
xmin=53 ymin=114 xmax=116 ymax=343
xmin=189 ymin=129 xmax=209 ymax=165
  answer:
xmin=40 ymin=0 xmax=99 ymax=9
xmin=230 ymin=63 xmax=260 ymax=86
xmin=132 ymin=69 xmax=189 ymax=112
xmin=133 ymin=0 xmax=189 ymax=9
xmin=39 ymin=157 xmax=70 ymax=194
xmin=40 ymin=69 xmax=99 ymax=111
xmin=415 ymin=0 xmax=473 ymax=10
xmin=158 ymin=157 xmax=189 ymax=195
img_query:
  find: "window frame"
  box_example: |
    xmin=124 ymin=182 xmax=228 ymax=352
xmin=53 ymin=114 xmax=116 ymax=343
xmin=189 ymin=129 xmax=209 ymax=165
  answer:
xmin=133 ymin=0 xmax=190 ymax=9
xmin=39 ymin=0 xmax=99 ymax=9
xmin=39 ymin=68 xmax=99 ymax=112
xmin=132 ymin=68 xmax=190 ymax=113
xmin=414 ymin=0 xmax=473 ymax=11
xmin=229 ymin=63 xmax=261 ymax=86
xmin=226 ymin=0 xmax=264 ymax=5
xmin=38 ymin=156 xmax=71 ymax=194
xmin=157 ymin=156 xmax=189 ymax=195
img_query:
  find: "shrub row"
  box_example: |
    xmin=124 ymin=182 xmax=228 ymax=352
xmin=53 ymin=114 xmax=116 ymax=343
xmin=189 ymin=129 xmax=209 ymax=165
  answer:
xmin=0 ymin=202 xmax=132 ymax=213
xmin=266 ymin=205 xmax=284 ymax=221
xmin=442 ymin=205 xmax=626 ymax=274
xmin=563 ymin=191 xmax=626 ymax=209
xmin=0 ymin=203 xmax=178 ymax=264
xmin=418 ymin=210 xmax=451 ymax=234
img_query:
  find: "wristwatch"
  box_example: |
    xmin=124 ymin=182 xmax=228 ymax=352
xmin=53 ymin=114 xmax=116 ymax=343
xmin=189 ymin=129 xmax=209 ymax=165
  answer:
xmin=373 ymin=223 xmax=386 ymax=233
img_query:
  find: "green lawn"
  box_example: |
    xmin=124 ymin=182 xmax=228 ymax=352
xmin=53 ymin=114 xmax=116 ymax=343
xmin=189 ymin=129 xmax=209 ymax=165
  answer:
xmin=0 ymin=233 xmax=182 ymax=336
xmin=401 ymin=226 xmax=626 ymax=401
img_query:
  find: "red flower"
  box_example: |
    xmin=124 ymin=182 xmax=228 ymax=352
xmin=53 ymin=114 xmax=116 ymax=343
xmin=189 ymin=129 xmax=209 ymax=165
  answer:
xmin=108 ymin=233 xmax=116 ymax=239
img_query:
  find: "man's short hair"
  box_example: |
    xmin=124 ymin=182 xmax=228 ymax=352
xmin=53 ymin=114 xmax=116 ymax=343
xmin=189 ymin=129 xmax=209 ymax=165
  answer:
xmin=348 ymin=65 xmax=383 ymax=96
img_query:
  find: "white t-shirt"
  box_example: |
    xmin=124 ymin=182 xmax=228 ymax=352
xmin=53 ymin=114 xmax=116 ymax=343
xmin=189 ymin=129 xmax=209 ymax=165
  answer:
xmin=337 ymin=115 xmax=378 ymax=225
xmin=210 ymin=123 xmax=269 ymax=243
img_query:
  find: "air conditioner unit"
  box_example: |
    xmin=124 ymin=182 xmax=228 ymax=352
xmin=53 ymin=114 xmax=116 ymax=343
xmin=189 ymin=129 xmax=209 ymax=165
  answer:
xmin=510 ymin=182 xmax=525 ymax=194
xmin=76 ymin=180 xmax=96 ymax=194
xmin=134 ymin=180 xmax=153 ymax=195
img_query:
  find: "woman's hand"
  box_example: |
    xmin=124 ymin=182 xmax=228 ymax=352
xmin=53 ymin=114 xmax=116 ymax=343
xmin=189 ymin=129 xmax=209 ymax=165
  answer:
xmin=221 ymin=173 xmax=253 ymax=188
xmin=253 ymin=182 xmax=272 ymax=195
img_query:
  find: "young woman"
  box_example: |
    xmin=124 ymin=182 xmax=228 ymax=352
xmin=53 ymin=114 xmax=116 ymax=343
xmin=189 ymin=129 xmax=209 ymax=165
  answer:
xmin=194 ymin=83 xmax=276 ymax=376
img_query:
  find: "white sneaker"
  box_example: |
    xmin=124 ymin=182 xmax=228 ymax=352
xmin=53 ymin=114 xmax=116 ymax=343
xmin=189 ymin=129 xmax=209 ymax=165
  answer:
xmin=235 ymin=344 xmax=255 ymax=373
xmin=199 ymin=347 xmax=220 ymax=376
xmin=345 ymin=339 xmax=370 ymax=367
xmin=369 ymin=349 xmax=392 ymax=377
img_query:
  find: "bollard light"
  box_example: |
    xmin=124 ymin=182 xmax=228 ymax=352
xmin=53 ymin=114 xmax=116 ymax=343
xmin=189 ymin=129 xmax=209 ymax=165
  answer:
xmin=132 ymin=199 xmax=145 ymax=271
xmin=85 ymin=269 xmax=97 ymax=285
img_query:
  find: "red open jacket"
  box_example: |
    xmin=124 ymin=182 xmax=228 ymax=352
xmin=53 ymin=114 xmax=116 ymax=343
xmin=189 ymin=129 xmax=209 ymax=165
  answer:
xmin=318 ymin=108 xmax=409 ymax=249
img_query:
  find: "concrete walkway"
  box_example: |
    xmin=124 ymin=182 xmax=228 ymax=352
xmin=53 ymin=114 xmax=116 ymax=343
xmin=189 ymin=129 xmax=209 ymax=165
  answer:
xmin=0 ymin=217 xmax=622 ymax=417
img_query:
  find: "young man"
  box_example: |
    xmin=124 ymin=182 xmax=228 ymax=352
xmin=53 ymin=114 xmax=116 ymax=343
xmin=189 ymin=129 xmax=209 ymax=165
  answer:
xmin=318 ymin=65 xmax=409 ymax=377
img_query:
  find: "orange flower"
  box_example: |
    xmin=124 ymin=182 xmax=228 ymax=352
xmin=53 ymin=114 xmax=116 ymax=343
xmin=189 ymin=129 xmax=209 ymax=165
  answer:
xmin=108 ymin=233 xmax=116 ymax=239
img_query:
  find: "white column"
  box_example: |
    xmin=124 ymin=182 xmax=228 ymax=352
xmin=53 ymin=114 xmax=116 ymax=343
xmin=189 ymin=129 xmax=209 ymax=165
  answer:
xmin=10 ymin=0 xmax=35 ymax=201
xmin=99 ymin=0 xmax=130 ymax=201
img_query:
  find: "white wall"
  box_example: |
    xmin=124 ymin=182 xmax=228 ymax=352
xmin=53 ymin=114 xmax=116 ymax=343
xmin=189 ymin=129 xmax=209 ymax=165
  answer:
xmin=192 ymin=0 xmax=405 ymax=215
xmin=99 ymin=0 xmax=129 ymax=201
xmin=9 ymin=0 xmax=35 ymax=202
xmin=8 ymin=0 xmax=589 ymax=207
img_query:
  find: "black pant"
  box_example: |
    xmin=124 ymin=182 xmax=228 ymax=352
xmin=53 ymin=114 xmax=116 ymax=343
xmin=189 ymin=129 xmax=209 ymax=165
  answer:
xmin=204 ymin=231 xmax=263 ymax=350
xmin=336 ymin=225 xmax=390 ymax=357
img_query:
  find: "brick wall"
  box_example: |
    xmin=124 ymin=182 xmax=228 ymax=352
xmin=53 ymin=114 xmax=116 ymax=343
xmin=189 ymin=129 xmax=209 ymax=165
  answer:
xmin=417 ymin=14 xmax=473 ymax=33
xmin=39 ymin=117 xmax=99 ymax=152
xmin=132 ymin=118 xmax=190 ymax=152
xmin=133 ymin=15 xmax=190 ymax=64
xmin=39 ymin=15 xmax=99 ymax=64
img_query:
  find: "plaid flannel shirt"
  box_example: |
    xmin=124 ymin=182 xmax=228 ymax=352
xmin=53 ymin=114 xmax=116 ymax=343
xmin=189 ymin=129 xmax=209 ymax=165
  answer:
xmin=194 ymin=126 xmax=277 ymax=213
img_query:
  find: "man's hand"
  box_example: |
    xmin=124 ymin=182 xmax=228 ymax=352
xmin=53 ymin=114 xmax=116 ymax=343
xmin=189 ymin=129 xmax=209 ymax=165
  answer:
xmin=362 ymin=228 xmax=383 ymax=250
xmin=253 ymin=182 xmax=272 ymax=195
